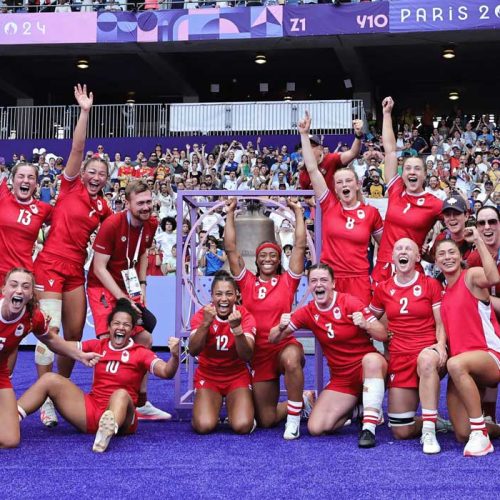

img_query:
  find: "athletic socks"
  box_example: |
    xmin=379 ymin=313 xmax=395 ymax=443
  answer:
xmin=422 ymin=408 xmax=438 ymax=433
xmin=470 ymin=415 xmax=488 ymax=436
xmin=362 ymin=378 xmax=385 ymax=434
xmin=18 ymin=405 xmax=27 ymax=422
xmin=286 ymin=400 xmax=303 ymax=426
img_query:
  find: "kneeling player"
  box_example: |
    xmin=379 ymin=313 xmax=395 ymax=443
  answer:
xmin=189 ymin=271 xmax=256 ymax=435
xmin=370 ymin=238 xmax=447 ymax=454
xmin=18 ymin=299 xmax=179 ymax=452
xmin=269 ymin=264 xmax=387 ymax=448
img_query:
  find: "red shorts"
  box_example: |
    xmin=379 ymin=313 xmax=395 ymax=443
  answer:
xmin=87 ymin=286 xmax=145 ymax=337
xmin=0 ymin=362 xmax=12 ymax=389
xmin=325 ymin=361 xmax=364 ymax=396
xmin=35 ymin=252 xmax=85 ymax=294
xmin=251 ymin=338 xmax=303 ymax=383
xmin=334 ymin=275 xmax=372 ymax=306
xmin=84 ymin=394 xmax=138 ymax=435
xmin=388 ymin=352 xmax=419 ymax=389
xmin=194 ymin=368 xmax=251 ymax=397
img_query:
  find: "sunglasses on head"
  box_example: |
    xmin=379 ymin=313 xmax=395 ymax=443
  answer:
xmin=477 ymin=219 xmax=499 ymax=227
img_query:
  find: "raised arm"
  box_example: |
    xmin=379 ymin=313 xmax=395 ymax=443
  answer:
xmin=269 ymin=313 xmax=294 ymax=344
xmin=228 ymin=307 xmax=254 ymax=362
xmin=298 ymin=111 xmax=328 ymax=198
xmin=188 ymin=305 xmax=215 ymax=356
xmin=152 ymin=337 xmax=180 ymax=379
xmin=381 ymin=96 xmax=398 ymax=183
xmin=352 ymin=311 xmax=387 ymax=342
xmin=465 ymin=227 xmax=500 ymax=290
xmin=340 ymin=119 xmax=364 ymax=165
xmin=287 ymin=199 xmax=306 ymax=276
xmin=224 ymin=198 xmax=245 ymax=276
xmin=65 ymin=84 xmax=93 ymax=179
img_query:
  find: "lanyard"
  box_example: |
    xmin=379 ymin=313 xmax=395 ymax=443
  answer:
xmin=126 ymin=211 xmax=144 ymax=270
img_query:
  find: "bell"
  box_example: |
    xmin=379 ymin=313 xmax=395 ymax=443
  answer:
xmin=230 ymin=200 xmax=278 ymax=275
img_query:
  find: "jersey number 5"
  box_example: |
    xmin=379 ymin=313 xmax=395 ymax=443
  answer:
xmin=216 ymin=335 xmax=229 ymax=351
xmin=17 ymin=209 xmax=32 ymax=226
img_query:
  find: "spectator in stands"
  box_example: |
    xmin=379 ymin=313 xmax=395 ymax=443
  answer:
xmin=411 ymin=128 xmax=429 ymax=154
xmin=201 ymin=237 xmax=226 ymax=277
xmin=366 ymin=170 xmax=386 ymax=199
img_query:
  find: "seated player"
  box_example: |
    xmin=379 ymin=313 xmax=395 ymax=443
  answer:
xmin=189 ymin=271 xmax=256 ymax=435
xmin=269 ymin=263 xmax=387 ymax=448
xmin=370 ymin=238 xmax=447 ymax=454
xmin=0 ymin=268 xmax=100 ymax=449
xmin=17 ymin=299 xmax=179 ymax=452
xmin=436 ymin=231 xmax=500 ymax=457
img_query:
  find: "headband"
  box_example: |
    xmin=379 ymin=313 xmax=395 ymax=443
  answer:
xmin=256 ymin=242 xmax=282 ymax=257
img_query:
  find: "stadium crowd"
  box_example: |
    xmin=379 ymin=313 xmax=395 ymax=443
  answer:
xmin=1 ymin=86 xmax=500 ymax=457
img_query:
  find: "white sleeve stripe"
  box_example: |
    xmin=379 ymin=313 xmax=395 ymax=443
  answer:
xmin=288 ymin=321 xmax=298 ymax=332
xmin=243 ymin=333 xmax=255 ymax=341
xmin=63 ymin=172 xmax=79 ymax=181
xmin=150 ymin=357 xmax=161 ymax=375
xmin=387 ymin=176 xmax=399 ymax=190
xmin=288 ymin=269 xmax=302 ymax=280
xmin=318 ymin=190 xmax=329 ymax=203
xmin=234 ymin=267 xmax=246 ymax=281
xmin=369 ymin=305 xmax=384 ymax=313
xmin=432 ymin=302 xmax=441 ymax=308
xmin=367 ymin=316 xmax=376 ymax=323
xmin=372 ymin=227 xmax=383 ymax=235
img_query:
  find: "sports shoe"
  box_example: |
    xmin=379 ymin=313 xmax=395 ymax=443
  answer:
xmin=40 ymin=398 xmax=58 ymax=428
xmin=436 ymin=415 xmax=453 ymax=433
xmin=463 ymin=431 xmax=494 ymax=457
xmin=283 ymin=420 xmax=300 ymax=440
xmin=301 ymin=390 xmax=316 ymax=420
xmin=93 ymin=410 xmax=117 ymax=453
xmin=421 ymin=431 xmax=441 ymax=454
xmin=358 ymin=429 xmax=376 ymax=448
xmin=136 ymin=401 xmax=172 ymax=421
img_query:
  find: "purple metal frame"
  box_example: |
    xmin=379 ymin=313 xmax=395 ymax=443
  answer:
xmin=174 ymin=189 xmax=323 ymax=416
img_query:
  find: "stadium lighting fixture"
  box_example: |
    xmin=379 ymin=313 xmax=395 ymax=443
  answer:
xmin=442 ymin=47 xmax=455 ymax=59
xmin=76 ymin=58 xmax=89 ymax=69
xmin=448 ymin=91 xmax=459 ymax=101
xmin=255 ymin=55 xmax=266 ymax=65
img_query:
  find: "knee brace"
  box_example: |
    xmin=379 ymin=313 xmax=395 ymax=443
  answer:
xmin=388 ymin=411 xmax=416 ymax=427
xmin=35 ymin=340 xmax=54 ymax=366
xmin=39 ymin=299 xmax=62 ymax=329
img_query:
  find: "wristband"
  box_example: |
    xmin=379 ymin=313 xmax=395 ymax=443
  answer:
xmin=355 ymin=133 xmax=364 ymax=140
xmin=230 ymin=327 xmax=243 ymax=336
xmin=139 ymin=280 xmax=147 ymax=286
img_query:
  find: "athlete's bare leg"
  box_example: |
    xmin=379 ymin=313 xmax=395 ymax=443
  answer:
xmin=226 ymin=387 xmax=254 ymax=434
xmin=0 ymin=389 xmax=20 ymax=448
xmin=192 ymin=388 xmax=223 ymax=434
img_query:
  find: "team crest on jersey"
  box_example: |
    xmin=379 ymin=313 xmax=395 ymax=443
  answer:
xmin=97 ymin=200 xmax=103 ymax=211
xmin=390 ymin=289 xmax=396 ymax=296
xmin=29 ymin=204 xmax=38 ymax=214
xmin=121 ymin=236 xmax=127 ymax=242
xmin=271 ymin=277 xmax=278 ymax=286
xmin=417 ymin=198 xmax=425 ymax=206
xmin=314 ymin=314 xmax=319 ymax=322
xmin=357 ymin=210 xmax=365 ymax=219
xmin=121 ymin=350 xmax=130 ymax=363
xmin=15 ymin=324 xmax=24 ymax=337
xmin=413 ymin=285 xmax=422 ymax=297
xmin=333 ymin=307 xmax=341 ymax=320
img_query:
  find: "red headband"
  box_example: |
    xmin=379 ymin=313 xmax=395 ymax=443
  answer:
xmin=256 ymin=242 xmax=282 ymax=257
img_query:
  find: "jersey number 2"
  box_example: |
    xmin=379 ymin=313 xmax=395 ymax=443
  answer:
xmin=399 ymin=298 xmax=409 ymax=314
